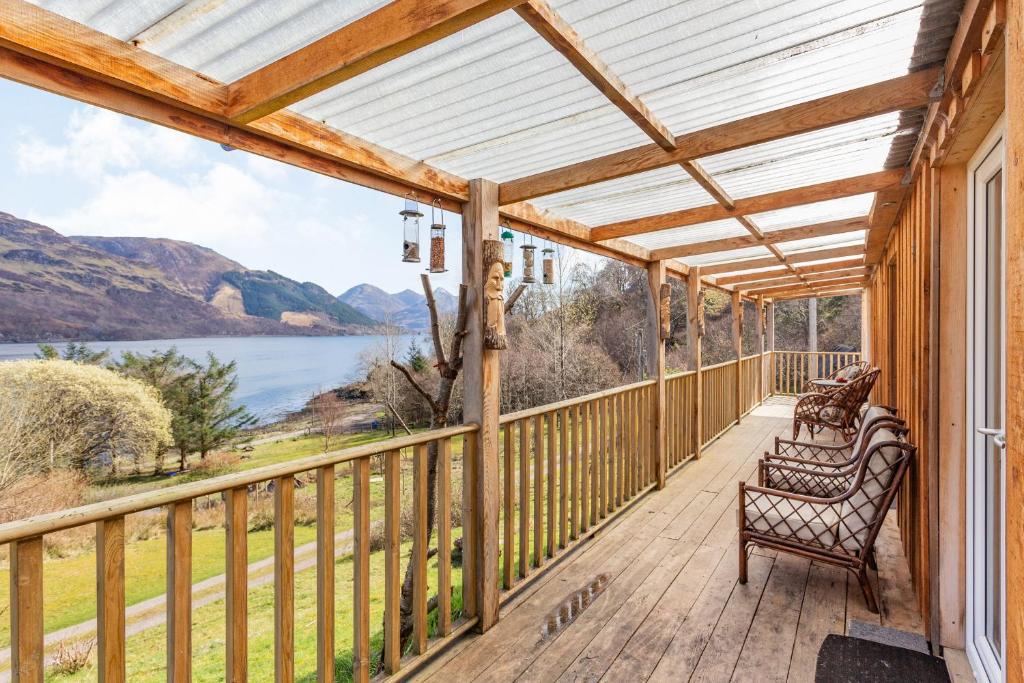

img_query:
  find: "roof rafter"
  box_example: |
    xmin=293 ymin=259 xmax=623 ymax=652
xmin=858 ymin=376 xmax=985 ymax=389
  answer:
xmin=225 ymin=0 xmax=526 ymax=123
xmin=736 ymin=267 xmax=868 ymax=292
xmin=713 ymin=257 xmax=865 ymax=285
xmin=594 ymin=170 xmax=901 ymax=241
xmin=699 ymin=245 xmax=866 ymax=276
xmin=772 ymin=287 xmax=863 ymax=302
xmin=497 ymin=68 xmax=939 ymax=205
xmin=648 ymin=216 xmax=867 ymax=261
xmin=746 ymin=276 xmax=867 ymax=298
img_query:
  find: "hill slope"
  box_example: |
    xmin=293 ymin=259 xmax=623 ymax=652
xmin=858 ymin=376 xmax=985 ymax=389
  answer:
xmin=339 ymin=284 xmax=458 ymax=330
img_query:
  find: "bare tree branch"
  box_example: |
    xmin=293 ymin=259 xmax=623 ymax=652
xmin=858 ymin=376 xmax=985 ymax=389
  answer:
xmin=384 ymin=401 xmax=413 ymax=435
xmin=389 ymin=360 xmax=440 ymax=414
xmin=446 ymin=284 xmax=470 ymax=378
xmin=421 ymin=274 xmax=448 ymax=374
xmin=505 ymin=283 xmax=528 ymax=314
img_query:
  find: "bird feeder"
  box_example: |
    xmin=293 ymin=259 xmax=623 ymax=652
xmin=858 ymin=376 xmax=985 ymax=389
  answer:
xmin=501 ymin=224 xmax=515 ymax=278
xmin=400 ymin=193 xmax=422 ymax=263
xmin=521 ymin=239 xmax=537 ymax=284
xmin=542 ymin=242 xmax=555 ymax=285
xmin=429 ymin=199 xmax=446 ymax=273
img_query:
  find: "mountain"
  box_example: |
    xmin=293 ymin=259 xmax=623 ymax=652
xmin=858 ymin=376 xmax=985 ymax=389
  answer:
xmin=0 ymin=211 xmax=379 ymax=342
xmin=339 ymin=284 xmax=459 ymax=330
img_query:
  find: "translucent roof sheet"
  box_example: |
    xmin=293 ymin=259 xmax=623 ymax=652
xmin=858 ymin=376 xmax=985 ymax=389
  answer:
xmin=777 ymin=233 xmax=866 ymax=254
xmin=22 ymin=0 xmax=959 ymax=269
xmin=680 ymin=245 xmax=776 ymax=267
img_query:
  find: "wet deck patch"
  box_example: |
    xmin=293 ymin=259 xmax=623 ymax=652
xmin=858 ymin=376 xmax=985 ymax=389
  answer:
xmin=541 ymin=573 xmax=611 ymax=638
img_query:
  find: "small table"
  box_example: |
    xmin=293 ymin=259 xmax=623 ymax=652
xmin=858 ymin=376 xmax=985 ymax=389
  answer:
xmin=810 ymin=378 xmax=845 ymax=390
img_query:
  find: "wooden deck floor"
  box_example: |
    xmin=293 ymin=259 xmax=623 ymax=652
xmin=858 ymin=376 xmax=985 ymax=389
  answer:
xmin=421 ymin=398 xmax=925 ymax=683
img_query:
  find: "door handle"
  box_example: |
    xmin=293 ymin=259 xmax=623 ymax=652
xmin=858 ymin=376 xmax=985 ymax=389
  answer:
xmin=978 ymin=426 xmax=1007 ymax=449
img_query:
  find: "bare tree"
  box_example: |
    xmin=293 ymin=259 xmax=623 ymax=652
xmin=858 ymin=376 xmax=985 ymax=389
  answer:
xmin=309 ymin=389 xmax=345 ymax=451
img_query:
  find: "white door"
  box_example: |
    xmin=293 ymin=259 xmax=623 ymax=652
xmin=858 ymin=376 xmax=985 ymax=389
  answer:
xmin=967 ymin=118 xmax=1006 ymax=683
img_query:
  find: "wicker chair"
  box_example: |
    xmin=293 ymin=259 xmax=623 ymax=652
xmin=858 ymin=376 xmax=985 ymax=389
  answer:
xmin=768 ymin=405 xmax=902 ymax=472
xmin=738 ymin=426 xmax=915 ymax=613
xmin=803 ymin=360 xmax=871 ymax=394
xmin=792 ymin=368 xmax=880 ymax=440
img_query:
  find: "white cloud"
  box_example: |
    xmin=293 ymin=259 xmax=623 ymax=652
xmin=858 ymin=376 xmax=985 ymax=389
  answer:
xmin=16 ymin=108 xmax=198 ymax=178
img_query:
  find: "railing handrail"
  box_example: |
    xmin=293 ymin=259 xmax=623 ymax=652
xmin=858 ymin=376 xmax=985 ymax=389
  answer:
xmin=0 ymin=422 xmax=478 ymax=545
xmin=772 ymin=350 xmax=863 ymax=355
xmin=702 ymin=359 xmax=739 ymax=371
xmin=499 ymin=378 xmax=656 ymax=424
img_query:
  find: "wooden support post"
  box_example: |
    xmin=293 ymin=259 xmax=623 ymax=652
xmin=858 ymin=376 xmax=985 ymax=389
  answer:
xmin=767 ymin=301 xmax=776 ymax=396
xmin=1005 ymin=5 xmax=1023 ymax=680
xmin=732 ymin=291 xmax=743 ymax=423
xmin=756 ymin=296 xmax=765 ymax=403
xmin=10 ymin=536 xmax=43 ymax=682
xmin=315 ymin=468 xmax=335 ymax=683
xmin=808 ymin=296 xmax=818 ymax=379
xmin=461 ymin=178 xmax=501 ymax=632
xmin=167 ymin=502 xmax=192 ymax=683
xmin=646 ymin=260 xmax=667 ymax=488
xmin=687 ymin=267 xmax=703 ymax=457
xmin=274 ymin=477 xmax=295 ymax=683
xmin=226 ymin=488 xmax=248 ymax=683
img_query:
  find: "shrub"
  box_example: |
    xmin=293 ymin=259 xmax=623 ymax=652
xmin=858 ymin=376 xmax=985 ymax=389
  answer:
xmin=48 ymin=639 xmax=95 ymax=676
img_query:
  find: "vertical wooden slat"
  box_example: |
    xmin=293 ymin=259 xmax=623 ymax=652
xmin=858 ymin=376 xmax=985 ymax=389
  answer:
xmin=352 ymin=457 xmax=371 ymax=683
xmin=167 ymin=501 xmax=192 ymax=683
xmin=598 ymin=397 xmax=607 ymax=518
xmin=316 ymin=468 xmax=335 ymax=683
xmin=518 ymin=418 xmax=530 ymax=578
xmin=502 ymin=423 xmax=513 ymax=589
xmin=570 ymin=404 xmax=580 ymax=540
xmin=97 ymin=516 xmax=125 ymax=683
xmin=533 ymin=413 xmax=544 ymax=566
xmin=437 ymin=438 xmax=452 ymax=636
xmin=225 ymin=489 xmax=248 ymax=683
xmin=558 ymin=406 xmax=568 ymax=549
xmin=581 ymin=402 xmax=591 ymax=532
xmin=546 ymin=411 xmax=555 ymax=558
xmin=11 ymin=536 xmax=44 ymax=683
xmin=460 ymin=430 xmax=476 ymax=621
xmin=412 ymin=443 xmax=428 ymax=654
xmin=274 ymin=477 xmax=294 ymax=683
xmin=613 ymin=393 xmax=622 ymax=509
xmin=383 ymin=450 xmax=401 ymax=675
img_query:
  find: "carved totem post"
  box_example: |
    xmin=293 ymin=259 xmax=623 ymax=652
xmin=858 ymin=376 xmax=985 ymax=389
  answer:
xmin=482 ymin=239 xmax=508 ymax=350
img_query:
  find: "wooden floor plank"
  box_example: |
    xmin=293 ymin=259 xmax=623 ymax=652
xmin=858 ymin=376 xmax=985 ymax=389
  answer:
xmin=875 ymin=516 xmax=926 ymax=635
xmin=786 ymin=562 xmax=847 ymax=682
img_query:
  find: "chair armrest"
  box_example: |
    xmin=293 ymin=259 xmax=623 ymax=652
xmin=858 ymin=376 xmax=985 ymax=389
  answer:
xmin=760 ymin=462 xmax=853 ymax=498
xmin=774 ymin=436 xmax=852 ymax=460
xmin=764 ymin=453 xmax=855 ymax=470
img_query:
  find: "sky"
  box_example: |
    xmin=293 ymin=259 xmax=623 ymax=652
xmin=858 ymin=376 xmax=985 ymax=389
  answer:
xmin=0 ymin=78 xmax=603 ymax=297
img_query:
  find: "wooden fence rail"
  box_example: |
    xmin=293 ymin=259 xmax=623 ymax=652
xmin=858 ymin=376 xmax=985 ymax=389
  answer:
xmin=2 ymin=366 xmax=778 ymax=681
xmin=771 ymin=351 xmax=863 ymax=395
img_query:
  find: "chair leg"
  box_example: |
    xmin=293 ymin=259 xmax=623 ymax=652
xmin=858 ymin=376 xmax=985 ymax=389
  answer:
xmin=738 ymin=538 xmax=748 ymax=584
xmin=857 ymin=566 xmax=879 ymax=613
xmin=867 ymin=548 xmax=878 ymax=571
xmin=792 ymin=420 xmax=801 ymax=440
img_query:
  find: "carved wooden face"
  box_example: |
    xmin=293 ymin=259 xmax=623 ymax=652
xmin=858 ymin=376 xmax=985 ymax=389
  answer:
xmin=484 ymin=259 xmax=508 ymax=349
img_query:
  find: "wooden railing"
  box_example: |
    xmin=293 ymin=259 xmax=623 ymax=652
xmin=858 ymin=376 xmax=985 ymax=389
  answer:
xmin=497 ymin=380 xmax=655 ymax=594
xmin=1 ymin=366 xmax=777 ymax=681
xmin=771 ymin=351 xmax=862 ymax=395
xmin=0 ymin=424 xmax=477 ymax=683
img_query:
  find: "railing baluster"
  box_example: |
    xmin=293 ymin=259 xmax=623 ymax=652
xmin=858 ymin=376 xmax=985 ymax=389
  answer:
xmin=97 ymin=516 xmax=125 ymax=683
xmin=383 ymin=449 xmax=401 ymax=675
xmin=614 ymin=393 xmax=623 ymax=508
xmin=570 ymin=404 xmax=580 ymax=540
xmin=519 ymin=418 xmax=530 ymax=579
xmin=533 ymin=413 xmax=544 ymax=567
xmin=316 ymin=468 xmax=335 ymax=683
xmin=581 ymin=402 xmax=591 ymax=532
xmin=275 ymin=477 xmax=294 ymax=682
xmin=503 ymin=423 xmax=513 ymax=589
xmin=353 ymin=457 xmax=371 ymax=682
xmin=11 ymin=536 xmax=44 ymax=682
xmin=226 ymin=489 xmax=248 ymax=683
xmin=167 ymin=501 xmax=192 ymax=683
xmin=412 ymin=443 xmax=428 ymax=654
xmin=559 ymin=407 xmax=568 ymax=550
xmin=590 ymin=399 xmax=599 ymax=525
xmin=598 ymin=397 xmax=607 ymax=518
xmin=437 ymin=438 xmax=452 ymax=637
xmin=546 ymin=411 xmax=555 ymax=559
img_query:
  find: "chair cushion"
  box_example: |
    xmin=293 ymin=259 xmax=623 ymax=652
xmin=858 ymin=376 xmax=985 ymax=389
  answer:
xmin=837 ymin=428 xmax=903 ymax=552
xmin=837 ymin=364 xmax=863 ymax=381
xmin=745 ymin=495 xmax=838 ymax=548
xmin=849 ymin=405 xmax=893 ymax=455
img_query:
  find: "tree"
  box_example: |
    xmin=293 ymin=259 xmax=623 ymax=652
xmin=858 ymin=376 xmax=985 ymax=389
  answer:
xmin=404 ymin=337 xmax=429 ymax=373
xmin=310 ymin=389 xmax=345 ymax=451
xmin=180 ymin=354 xmax=255 ymax=466
xmin=0 ymin=360 xmax=172 ymax=477
xmin=37 ymin=342 xmax=110 ymax=365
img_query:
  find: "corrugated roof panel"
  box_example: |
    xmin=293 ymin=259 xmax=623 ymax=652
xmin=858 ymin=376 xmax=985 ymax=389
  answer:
xmin=680 ymin=245 xmax=776 ymax=267
xmin=776 ymin=232 xmax=866 ymax=253
xmin=623 ymin=218 xmax=752 ymax=250
xmin=750 ymin=195 xmax=877 ymax=231
xmin=529 ymin=166 xmax=713 ymax=225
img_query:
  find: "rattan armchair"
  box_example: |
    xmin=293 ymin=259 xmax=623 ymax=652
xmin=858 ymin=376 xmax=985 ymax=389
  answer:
xmin=802 ymin=360 xmax=871 ymax=394
xmin=792 ymin=368 xmax=880 ymax=440
xmin=769 ymin=405 xmax=902 ymax=470
xmin=738 ymin=426 xmax=915 ymax=613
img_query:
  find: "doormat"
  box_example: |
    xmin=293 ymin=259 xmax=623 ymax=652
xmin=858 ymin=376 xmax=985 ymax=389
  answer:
xmin=847 ymin=619 xmax=930 ymax=653
xmin=815 ymin=634 xmax=950 ymax=682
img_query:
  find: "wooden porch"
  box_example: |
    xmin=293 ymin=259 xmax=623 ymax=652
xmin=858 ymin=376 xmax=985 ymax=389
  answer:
xmin=419 ymin=398 xmax=926 ymax=682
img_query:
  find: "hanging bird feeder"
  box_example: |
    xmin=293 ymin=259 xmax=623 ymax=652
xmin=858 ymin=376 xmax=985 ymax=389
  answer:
xmin=521 ymin=237 xmax=537 ymax=284
xmin=400 ymin=193 xmax=422 ymax=263
xmin=542 ymin=241 xmax=555 ymax=285
xmin=429 ymin=199 xmax=446 ymax=273
xmin=500 ymin=223 xmax=515 ymax=278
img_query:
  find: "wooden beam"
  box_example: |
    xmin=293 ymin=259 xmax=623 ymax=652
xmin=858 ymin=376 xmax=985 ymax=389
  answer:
xmin=461 ymin=179 xmax=501 ymax=632
xmin=714 ymin=257 xmax=865 ymax=285
xmin=771 ymin=287 xmax=864 ymax=302
xmin=498 ymin=68 xmax=940 ymax=204
xmin=865 ymin=184 xmax=910 ymax=266
xmin=648 ymin=216 xmax=868 ymax=260
xmin=699 ymin=245 xmax=865 ymax=275
xmin=514 ymin=0 xmax=674 ymax=149
xmin=744 ymin=276 xmax=867 ymax=298
xmin=686 ymin=269 xmax=703 ymax=458
xmin=736 ymin=267 xmax=868 ymax=292
xmin=593 ymin=171 xmax=901 ymax=240
xmin=226 ymin=0 xmax=525 ymax=123
xmin=645 ymin=261 xmax=667 ymax=489
xmin=731 ymin=291 xmax=743 ymax=423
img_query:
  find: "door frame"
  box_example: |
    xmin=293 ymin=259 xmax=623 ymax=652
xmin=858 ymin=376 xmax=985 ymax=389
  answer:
xmin=965 ymin=113 xmax=1006 ymax=683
